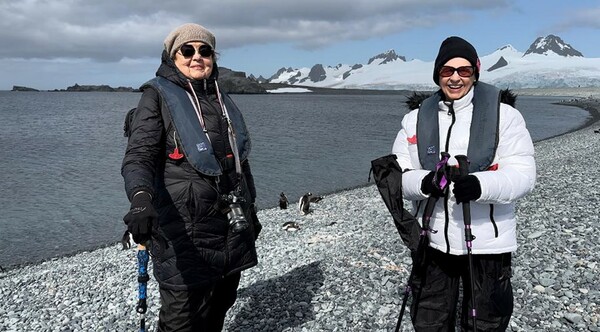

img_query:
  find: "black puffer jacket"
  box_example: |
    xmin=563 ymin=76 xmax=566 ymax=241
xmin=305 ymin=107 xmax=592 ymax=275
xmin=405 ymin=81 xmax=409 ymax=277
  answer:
xmin=122 ymin=51 xmax=259 ymax=290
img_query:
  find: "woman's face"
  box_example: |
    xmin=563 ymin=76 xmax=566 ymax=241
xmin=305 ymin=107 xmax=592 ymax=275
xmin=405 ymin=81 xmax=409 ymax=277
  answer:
xmin=173 ymin=41 xmax=214 ymax=80
xmin=438 ymin=57 xmax=476 ymax=101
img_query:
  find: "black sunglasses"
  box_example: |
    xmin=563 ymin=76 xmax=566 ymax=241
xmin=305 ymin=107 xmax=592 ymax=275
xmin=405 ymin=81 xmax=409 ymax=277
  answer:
xmin=439 ymin=66 xmax=475 ymax=78
xmin=179 ymin=44 xmax=214 ymax=58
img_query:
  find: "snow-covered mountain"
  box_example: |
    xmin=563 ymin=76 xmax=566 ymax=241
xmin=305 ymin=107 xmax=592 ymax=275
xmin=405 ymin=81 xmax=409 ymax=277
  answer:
xmin=267 ymin=35 xmax=600 ymax=89
xmin=524 ymin=34 xmax=583 ymax=57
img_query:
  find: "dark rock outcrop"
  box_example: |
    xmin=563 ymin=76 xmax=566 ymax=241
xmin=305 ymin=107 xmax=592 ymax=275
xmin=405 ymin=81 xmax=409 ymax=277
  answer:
xmin=367 ymin=50 xmax=405 ymax=65
xmin=248 ymin=74 xmax=268 ymax=84
xmin=65 ymin=84 xmax=137 ymax=92
xmin=11 ymin=86 xmax=39 ymax=92
xmin=306 ymin=64 xmax=327 ymax=83
xmin=218 ymin=67 xmax=266 ymax=94
xmin=268 ymin=67 xmax=297 ymax=81
xmin=343 ymin=64 xmax=363 ymax=80
xmin=487 ymin=56 xmax=509 ymax=72
xmin=524 ymin=35 xmax=584 ymax=57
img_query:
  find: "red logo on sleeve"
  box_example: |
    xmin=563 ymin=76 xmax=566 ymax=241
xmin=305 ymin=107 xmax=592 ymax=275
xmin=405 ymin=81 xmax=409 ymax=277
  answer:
xmin=407 ymin=135 xmax=417 ymax=144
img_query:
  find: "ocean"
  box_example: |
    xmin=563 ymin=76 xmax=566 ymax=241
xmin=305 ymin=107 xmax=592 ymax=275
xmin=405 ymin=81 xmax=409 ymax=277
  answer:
xmin=0 ymin=91 xmax=590 ymax=268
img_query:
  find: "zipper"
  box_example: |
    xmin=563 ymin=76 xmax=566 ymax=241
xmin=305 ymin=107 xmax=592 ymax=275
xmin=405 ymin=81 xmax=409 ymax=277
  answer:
xmin=444 ymin=193 xmax=450 ymax=254
xmin=443 ymin=101 xmax=455 ymax=152
xmin=443 ymin=101 xmax=456 ymax=254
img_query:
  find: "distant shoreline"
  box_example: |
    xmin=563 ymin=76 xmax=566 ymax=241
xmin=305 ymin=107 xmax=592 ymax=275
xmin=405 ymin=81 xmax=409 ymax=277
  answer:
xmin=514 ymin=87 xmax=600 ymax=98
xmin=549 ymin=97 xmax=600 ymax=141
xmin=10 ymin=84 xmax=139 ymax=92
xmin=5 ymin=85 xmax=600 ymax=98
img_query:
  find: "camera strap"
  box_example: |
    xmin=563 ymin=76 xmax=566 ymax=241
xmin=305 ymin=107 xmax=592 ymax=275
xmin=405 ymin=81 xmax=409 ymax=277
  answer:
xmin=215 ymin=82 xmax=243 ymax=179
xmin=186 ymin=82 xmax=211 ymax=144
xmin=186 ymin=80 xmax=243 ymax=180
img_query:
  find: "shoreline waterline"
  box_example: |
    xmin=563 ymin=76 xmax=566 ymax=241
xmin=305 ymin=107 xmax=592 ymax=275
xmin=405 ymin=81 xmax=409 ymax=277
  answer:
xmin=1 ymin=95 xmax=599 ymax=272
xmin=1 ymin=96 xmax=599 ymax=330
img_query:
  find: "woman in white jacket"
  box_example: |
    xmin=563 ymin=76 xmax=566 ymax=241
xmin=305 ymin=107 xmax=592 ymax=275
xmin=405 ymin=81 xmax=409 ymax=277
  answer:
xmin=392 ymin=36 xmax=536 ymax=331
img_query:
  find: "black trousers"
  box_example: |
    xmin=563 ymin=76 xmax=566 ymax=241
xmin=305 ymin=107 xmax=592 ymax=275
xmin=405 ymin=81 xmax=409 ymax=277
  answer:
xmin=410 ymin=248 xmax=513 ymax=332
xmin=157 ymin=272 xmax=241 ymax=332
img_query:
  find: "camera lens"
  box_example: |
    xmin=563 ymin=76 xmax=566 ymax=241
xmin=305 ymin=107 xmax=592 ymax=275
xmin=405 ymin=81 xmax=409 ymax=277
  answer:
xmin=228 ymin=203 xmax=248 ymax=233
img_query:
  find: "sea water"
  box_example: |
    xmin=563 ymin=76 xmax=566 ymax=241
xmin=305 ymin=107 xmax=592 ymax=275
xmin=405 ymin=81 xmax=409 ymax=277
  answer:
xmin=0 ymin=91 xmax=590 ymax=268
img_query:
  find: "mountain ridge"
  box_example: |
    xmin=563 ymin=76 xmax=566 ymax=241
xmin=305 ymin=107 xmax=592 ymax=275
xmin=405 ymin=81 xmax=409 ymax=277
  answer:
xmin=267 ymin=35 xmax=600 ymax=89
xmin=524 ymin=34 xmax=583 ymax=57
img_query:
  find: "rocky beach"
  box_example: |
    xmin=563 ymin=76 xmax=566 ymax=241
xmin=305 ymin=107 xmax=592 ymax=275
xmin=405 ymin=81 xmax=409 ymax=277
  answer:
xmin=0 ymin=90 xmax=599 ymax=331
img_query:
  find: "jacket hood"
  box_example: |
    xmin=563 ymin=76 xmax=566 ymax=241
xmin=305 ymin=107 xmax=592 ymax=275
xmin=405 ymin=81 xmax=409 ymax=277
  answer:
xmin=405 ymin=84 xmax=517 ymax=110
xmin=152 ymin=49 xmax=219 ymax=92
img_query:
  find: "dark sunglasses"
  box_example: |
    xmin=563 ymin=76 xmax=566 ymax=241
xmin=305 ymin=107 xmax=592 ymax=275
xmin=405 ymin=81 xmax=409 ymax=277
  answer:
xmin=179 ymin=44 xmax=214 ymax=58
xmin=439 ymin=66 xmax=475 ymax=78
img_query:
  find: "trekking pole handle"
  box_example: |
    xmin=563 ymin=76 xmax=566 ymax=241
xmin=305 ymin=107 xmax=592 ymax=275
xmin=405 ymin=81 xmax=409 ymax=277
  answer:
xmin=455 ymin=155 xmax=474 ymax=239
xmin=136 ymin=244 xmax=149 ymax=314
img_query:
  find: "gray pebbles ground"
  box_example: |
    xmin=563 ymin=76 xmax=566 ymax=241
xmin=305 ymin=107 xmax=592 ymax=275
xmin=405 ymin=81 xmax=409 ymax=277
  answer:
xmin=1 ymin=97 xmax=599 ymax=331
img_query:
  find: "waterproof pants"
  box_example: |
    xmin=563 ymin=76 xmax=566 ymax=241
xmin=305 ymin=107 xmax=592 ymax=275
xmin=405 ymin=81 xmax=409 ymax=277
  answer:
xmin=410 ymin=247 xmax=513 ymax=332
xmin=157 ymin=272 xmax=241 ymax=332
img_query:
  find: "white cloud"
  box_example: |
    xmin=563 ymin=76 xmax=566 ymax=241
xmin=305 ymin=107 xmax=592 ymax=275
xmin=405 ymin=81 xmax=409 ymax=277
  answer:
xmin=0 ymin=0 xmax=512 ymax=60
xmin=2 ymin=0 xmax=598 ymax=89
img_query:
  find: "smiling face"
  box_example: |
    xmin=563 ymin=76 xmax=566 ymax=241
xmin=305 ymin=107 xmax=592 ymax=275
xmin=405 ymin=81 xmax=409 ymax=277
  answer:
xmin=438 ymin=57 xmax=476 ymax=101
xmin=173 ymin=41 xmax=214 ymax=80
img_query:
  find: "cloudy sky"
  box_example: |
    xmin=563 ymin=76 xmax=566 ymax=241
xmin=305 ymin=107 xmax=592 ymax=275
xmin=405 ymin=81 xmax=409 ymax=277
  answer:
xmin=1 ymin=0 xmax=599 ymax=90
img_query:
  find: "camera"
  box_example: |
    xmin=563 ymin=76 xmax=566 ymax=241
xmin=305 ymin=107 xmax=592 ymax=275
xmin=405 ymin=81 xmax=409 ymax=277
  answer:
xmin=221 ymin=192 xmax=249 ymax=233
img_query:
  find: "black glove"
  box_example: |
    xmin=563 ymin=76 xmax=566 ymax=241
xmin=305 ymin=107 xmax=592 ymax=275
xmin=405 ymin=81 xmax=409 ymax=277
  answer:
xmin=123 ymin=192 xmax=158 ymax=244
xmin=453 ymin=175 xmax=482 ymax=203
xmin=421 ymin=171 xmax=445 ymax=198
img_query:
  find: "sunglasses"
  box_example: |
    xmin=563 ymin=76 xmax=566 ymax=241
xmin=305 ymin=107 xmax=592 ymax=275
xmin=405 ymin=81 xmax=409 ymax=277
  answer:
xmin=179 ymin=44 xmax=214 ymax=58
xmin=439 ymin=66 xmax=475 ymax=78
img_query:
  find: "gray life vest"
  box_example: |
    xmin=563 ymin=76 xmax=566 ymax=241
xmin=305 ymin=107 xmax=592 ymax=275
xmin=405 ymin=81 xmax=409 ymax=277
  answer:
xmin=417 ymin=82 xmax=500 ymax=173
xmin=142 ymin=76 xmax=251 ymax=176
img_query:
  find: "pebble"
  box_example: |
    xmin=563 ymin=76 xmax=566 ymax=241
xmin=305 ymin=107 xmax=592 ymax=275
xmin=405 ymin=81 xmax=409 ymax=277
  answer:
xmin=1 ymin=100 xmax=600 ymax=331
xmin=564 ymin=313 xmax=583 ymax=324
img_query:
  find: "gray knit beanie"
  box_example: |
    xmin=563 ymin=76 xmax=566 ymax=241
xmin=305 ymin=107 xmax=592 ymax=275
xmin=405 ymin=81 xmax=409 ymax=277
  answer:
xmin=164 ymin=23 xmax=216 ymax=58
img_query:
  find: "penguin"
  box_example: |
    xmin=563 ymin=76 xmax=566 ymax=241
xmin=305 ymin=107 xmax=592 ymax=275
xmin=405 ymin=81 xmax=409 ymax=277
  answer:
xmin=120 ymin=230 xmax=134 ymax=250
xmin=309 ymin=194 xmax=323 ymax=203
xmin=282 ymin=221 xmax=300 ymax=231
xmin=279 ymin=192 xmax=289 ymax=209
xmin=299 ymin=193 xmax=312 ymax=215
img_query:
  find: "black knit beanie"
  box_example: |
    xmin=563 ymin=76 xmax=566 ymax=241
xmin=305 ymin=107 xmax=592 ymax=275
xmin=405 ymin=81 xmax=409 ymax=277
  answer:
xmin=433 ymin=36 xmax=480 ymax=85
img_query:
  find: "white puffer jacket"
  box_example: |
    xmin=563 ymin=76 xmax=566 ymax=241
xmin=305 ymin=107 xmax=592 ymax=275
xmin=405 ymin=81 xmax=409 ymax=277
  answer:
xmin=392 ymin=87 xmax=536 ymax=255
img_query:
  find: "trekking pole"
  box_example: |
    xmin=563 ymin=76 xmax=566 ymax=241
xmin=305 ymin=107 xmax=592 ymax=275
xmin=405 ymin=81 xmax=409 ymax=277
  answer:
xmin=395 ymin=195 xmax=437 ymax=332
xmin=395 ymin=152 xmax=450 ymax=332
xmin=136 ymin=243 xmax=150 ymax=332
xmin=455 ymin=155 xmax=478 ymax=331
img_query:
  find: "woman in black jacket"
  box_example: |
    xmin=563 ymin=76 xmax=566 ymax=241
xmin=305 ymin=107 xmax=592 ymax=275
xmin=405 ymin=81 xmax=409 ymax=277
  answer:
xmin=122 ymin=23 xmax=261 ymax=331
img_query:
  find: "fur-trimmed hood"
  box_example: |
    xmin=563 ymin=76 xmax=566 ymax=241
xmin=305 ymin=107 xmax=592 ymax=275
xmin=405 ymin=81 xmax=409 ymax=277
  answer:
xmin=405 ymin=85 xmax=517 ymax=110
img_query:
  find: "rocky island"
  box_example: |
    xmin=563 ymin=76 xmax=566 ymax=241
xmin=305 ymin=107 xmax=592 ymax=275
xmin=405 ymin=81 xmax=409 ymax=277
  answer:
xmin=62 ymin=84 xmax=139 ymax=92
xmin=11 ymin=86 xmax=39 ymax=92
xmin=9 ymin=67 xmax=267 ymax=94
